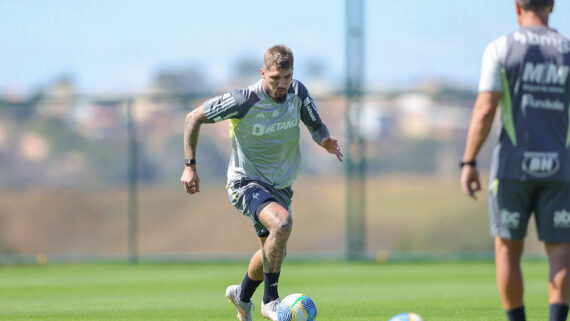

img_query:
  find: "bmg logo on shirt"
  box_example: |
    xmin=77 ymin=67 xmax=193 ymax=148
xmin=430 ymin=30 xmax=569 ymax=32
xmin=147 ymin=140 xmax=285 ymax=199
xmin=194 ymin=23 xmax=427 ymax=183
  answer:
xmin=513 ymin=30 xmax=570 ymax=54
xmin=522 ymin=152 xmax=560 ymax=178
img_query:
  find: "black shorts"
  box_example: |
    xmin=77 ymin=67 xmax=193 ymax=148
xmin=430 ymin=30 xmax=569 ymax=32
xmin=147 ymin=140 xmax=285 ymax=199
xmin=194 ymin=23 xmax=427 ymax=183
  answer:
xmin=489 ymin=179 xmax=570 ymax=242
xmin=226 ymin=177 xmax=293 ymax=237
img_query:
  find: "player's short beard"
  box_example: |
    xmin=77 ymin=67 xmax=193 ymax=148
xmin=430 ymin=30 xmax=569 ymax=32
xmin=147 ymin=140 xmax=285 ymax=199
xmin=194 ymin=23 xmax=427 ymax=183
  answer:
xmin=270 ymin=89 xmax=287 ymax=103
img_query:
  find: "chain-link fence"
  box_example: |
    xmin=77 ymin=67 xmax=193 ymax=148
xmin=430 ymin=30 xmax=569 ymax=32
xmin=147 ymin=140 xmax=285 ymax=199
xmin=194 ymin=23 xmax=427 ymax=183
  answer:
xmin=2 ymin=87 xmax=548 ymax=265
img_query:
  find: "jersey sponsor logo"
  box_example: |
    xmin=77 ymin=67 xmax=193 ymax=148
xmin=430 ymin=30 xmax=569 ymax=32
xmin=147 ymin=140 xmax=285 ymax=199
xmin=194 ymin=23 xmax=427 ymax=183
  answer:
xmin=272 ymin=110 xmax=280 ymax=118
xmin=500 ymin=209 xmax=521 ymax=229
xmin=513 ymin=30 xmax=570 ymax=54
xmin=305 ymin=103 xmax=317 ymax=122
xmin=252 ymin=119 xmax=299 ymax=136
xmin=553 ymin=210 xmax=570 ymax=228
xmin=521 ymin=94 xmax=565 ymax=111
xmin=522 ymin=152 xmax=560 ymax=178
xmin=303 ymin=97 xmax=317 ymax=122
xmin=522 ymin=62 xmax=569 ymax=86
xmin=522 ymin=83 xmax=567 ymax=94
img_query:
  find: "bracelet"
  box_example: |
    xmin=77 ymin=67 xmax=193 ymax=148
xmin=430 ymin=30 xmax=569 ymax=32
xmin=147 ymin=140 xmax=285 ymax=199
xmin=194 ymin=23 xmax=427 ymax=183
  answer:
xmin=459 ymin=160 xmax=477 ymax=169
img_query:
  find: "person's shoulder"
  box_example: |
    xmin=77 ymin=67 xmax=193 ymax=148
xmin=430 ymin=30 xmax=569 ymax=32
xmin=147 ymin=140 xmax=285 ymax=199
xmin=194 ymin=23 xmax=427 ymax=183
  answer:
xmin=290 ymin=79 xmax=311 ymax=98
xmin=509 ymin=26 xmax=568 ymax=44
xmin=549 ymin=28 xmax=570 ymax=45
xmin=230 ymin=81 xmax=262 ymax=106
xmin=508 ymin=27 xmax=570 ymax=54
xmin=547 ymin=29 xmax=570 ymax=53
xmin=483 ymin=33 xmax=509 ymax=59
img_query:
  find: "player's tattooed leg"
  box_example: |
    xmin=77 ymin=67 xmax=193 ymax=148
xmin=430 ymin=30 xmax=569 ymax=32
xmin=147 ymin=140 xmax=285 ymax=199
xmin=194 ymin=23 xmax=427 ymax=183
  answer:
xmin=258 ymin=202 xmax=292 ymax=273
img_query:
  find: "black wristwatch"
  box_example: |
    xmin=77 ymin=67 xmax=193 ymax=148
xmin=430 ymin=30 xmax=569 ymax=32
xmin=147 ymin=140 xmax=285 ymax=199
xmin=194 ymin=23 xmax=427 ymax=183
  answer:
xmin=459 ymin=160 xmax=477 ymax=169
xmin=184 ymin=158 xmax=196 ymax=166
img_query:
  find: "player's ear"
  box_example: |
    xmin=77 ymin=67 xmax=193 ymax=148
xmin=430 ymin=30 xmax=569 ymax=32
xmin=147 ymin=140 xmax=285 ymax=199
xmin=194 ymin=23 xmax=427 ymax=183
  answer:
xmin=260 ymin=68 xmax=265 ymax=78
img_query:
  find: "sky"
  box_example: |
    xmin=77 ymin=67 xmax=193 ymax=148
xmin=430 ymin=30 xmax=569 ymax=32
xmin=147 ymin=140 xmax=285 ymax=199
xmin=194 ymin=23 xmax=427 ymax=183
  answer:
xmin=1 ymin=0 xmax=569 ymax=95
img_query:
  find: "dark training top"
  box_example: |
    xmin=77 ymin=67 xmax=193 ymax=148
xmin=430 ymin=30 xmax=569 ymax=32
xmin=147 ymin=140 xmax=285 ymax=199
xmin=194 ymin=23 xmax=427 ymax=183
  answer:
xmin=479 ymin=26 xmax=570 ymax=180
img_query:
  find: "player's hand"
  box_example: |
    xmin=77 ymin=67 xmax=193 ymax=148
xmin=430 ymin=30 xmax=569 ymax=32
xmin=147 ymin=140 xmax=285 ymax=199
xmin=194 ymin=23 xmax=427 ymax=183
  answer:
xmin=321 ymin=137 xmax=343 ymax=162
xmin=460 ymin=165 xmax=481 ymax=200
xmin=180 ymin=166 xmax=200 ymax=194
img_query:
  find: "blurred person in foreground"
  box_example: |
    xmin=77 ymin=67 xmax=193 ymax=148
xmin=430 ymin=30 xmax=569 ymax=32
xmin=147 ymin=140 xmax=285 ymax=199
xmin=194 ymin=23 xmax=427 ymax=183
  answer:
xmin=180 ymin=44 xmax=343 ymax=321
xmin=461 ymin=1 xmax=570 ymax=320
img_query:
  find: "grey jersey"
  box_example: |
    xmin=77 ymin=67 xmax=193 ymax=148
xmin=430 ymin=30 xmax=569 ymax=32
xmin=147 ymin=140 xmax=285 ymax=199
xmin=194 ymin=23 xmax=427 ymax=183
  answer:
xmin=202 ymin=79 xmax=323 ymax=188
xmin=479 ymin=26 xmax=570 ymax=180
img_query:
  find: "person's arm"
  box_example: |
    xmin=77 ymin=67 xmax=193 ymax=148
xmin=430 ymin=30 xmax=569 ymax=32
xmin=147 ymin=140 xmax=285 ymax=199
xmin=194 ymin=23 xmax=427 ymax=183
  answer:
xmin=460 ymin=91 xmax=501 ymax=200
xmin=180 ymin=106 xmax=211 ymax=194
xmin=307 ymin=123 xmax=343 ymax=162
xmin=297 ymin=82 xmax=343 ymax=162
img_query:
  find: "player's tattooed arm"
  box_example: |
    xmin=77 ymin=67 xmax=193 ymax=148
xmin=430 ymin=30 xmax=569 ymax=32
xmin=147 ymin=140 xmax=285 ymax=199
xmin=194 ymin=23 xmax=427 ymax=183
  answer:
xmin=183 ymin=106 xmax=213 ymax=160
xmin=181 ymin=106 xmax=213 ymax=194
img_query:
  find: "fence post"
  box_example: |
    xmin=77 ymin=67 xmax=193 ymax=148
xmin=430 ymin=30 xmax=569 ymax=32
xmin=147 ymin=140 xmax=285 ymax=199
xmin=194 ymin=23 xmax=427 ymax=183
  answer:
xmin=126 ymin=98 xmax=138 ymax=264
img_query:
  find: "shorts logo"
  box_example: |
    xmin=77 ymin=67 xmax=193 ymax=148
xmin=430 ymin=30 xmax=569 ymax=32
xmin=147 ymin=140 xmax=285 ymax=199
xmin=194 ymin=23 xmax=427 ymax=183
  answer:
xmin=522 ymin=152 xmax=560 ymax=178
xmin=501 ymin=209 xmax=521 ymax=229
xmin=553 ymin=210 xmax=570 ymax=228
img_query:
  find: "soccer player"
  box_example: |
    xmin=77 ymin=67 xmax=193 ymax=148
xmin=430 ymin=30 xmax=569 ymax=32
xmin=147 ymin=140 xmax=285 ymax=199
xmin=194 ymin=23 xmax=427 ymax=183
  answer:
xmin=180 ymin=45 xmax=343 ymax=321
xmin=460 ymin=1 xmax=570 ymax=320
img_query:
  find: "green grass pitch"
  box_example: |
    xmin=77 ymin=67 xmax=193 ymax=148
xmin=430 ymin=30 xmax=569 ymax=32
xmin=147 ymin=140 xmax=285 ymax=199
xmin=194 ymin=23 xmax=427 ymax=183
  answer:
xmin=0 ymin=260 xmax=552 ymax=320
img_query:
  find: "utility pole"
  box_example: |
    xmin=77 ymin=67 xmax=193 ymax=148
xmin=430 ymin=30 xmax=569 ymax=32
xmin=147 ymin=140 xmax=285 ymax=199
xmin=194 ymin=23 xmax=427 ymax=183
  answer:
xmin=345 ymin=0 xmax=366 ymax=261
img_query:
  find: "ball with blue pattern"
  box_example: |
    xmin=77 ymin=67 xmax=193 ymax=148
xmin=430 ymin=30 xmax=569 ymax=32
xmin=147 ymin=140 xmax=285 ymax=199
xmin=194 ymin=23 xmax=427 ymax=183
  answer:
xmin=277 ymin=293 xmax=317 ymax=321
xmin=388 ymin=312 xmax=424 ymax=321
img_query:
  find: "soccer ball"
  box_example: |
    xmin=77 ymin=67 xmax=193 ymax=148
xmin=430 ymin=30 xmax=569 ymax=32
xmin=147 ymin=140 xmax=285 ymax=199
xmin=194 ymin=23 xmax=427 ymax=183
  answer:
xmin=388 ymin=312 xmax=424 ymax=321
xmin=277 ymin=293 xmax=317 ymax=321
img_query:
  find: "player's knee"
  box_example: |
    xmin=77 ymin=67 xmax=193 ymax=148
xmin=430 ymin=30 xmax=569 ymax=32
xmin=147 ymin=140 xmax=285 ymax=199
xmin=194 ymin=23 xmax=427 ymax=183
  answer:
xmin=549 ymin=266 xmax=570 ymax=302
xmin=553 ymin=266 xmax=569 ymax=284
xmin=495 ymin=238 xmax=524 ymax=258
xmin=273 ymin=214 xmax=292 ymax=237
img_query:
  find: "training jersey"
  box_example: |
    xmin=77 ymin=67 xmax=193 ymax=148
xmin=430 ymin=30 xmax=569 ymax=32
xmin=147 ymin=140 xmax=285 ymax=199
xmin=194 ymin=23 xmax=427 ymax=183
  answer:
xmin=479 ymin=26 xmax=570 ymax=181
xmin=202 ymin=79 xmax=323 ymax=189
